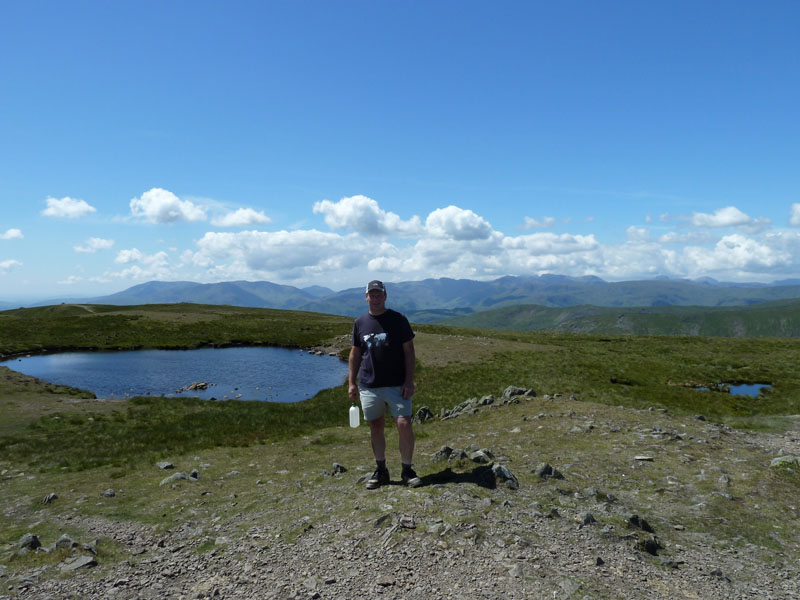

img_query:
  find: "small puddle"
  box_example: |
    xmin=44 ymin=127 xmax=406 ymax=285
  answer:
xmin=695 ymin=383 xmax=771 ymax=397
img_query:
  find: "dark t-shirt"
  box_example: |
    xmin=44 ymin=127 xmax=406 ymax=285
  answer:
xmin=351 ymin=309 xmax=415 ymax=388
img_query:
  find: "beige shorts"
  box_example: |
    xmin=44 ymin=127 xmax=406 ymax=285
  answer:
xmin=359 ymin=386 xmax=412 ymax=421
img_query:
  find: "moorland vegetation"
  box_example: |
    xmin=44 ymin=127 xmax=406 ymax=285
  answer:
xmin=1 ymin=303 xmax=799 ymax=598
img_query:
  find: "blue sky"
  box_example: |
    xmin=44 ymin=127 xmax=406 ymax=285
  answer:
xmin=2 ymin=1 xmax=799 ymax=301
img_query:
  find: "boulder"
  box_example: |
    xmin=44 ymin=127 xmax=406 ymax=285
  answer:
xmin=503 ymin=385 xmax=536 ymax=398
xmin=533 ymin=463 xmax=564 ymax=480
xmin=55 ymin=534 xmax=77 ymax=550
xmin=17 ymin=533 xmax=41 ymax=555
xmin=492 ymin=463 xmax=519 ymax=489
xmin=414 ymin=406 xmax=435 ymax=423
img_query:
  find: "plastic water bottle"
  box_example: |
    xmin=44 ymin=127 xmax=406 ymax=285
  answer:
xmin=349 ymin=402 xmax=360 ymax=428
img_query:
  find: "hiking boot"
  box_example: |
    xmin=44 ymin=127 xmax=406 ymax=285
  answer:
xmin=366 ymin=467 xmax=390 ymax=490
xmin=401 ymin=467 xmax=422 ymax=488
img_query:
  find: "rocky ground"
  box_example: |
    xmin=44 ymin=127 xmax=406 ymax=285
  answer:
xmin=2 ymin=389 xmax=800 ymax=599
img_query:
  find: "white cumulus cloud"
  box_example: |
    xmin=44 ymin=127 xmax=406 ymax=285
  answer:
xmin=109 ymin=249 xmax=171 ymax=280
xmin=313 ymin=195 xmax=421 ymax=236
xmin=501 ymin=232 xmax=598 ymax=255
xmin=41 ymin=197 xmax=97 ymax=219
xmin=683 ymin=234 xmax=789 ymax=274
xmin=659 ymin=232 xmax=713 ymax=244
xmin=523 ymin=216 xmax=556 ymax=229
xmin=1 ymin=228 xmax=23 ymax=240
xmin=691 ymin=206 xmax=752 ymax=228
xmin=0 ymin=259 xmax=23 ymax=273
xmin=625 ymin=226 xmax=650 ymax=243
xmin=115 ymin=248 xmax=145 ymax=264
xmin=790 ymin=203 xmax=800 ymax=226
xmin=211 ymin=208 xmax=272 ymax=227
xmin=425 ymin=206 xmax=493 ymax=241
xmin=130 ymin=188 xmax=207 ymax=224
xmin=191 ymin=229 xmax=363 ymax=281
xmin=74 ymin=237 xmax=115 ymax=253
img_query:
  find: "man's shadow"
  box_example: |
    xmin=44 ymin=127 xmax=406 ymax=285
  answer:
xmin=412 ymin=466 xmax=497 ymax=490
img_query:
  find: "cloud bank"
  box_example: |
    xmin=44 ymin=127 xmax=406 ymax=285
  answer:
xmin=23 ymin=188 xmax=800 ymax=292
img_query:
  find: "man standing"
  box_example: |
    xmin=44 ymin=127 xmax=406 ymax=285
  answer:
xmin=349 ymin=280 xmax=422 ymax=489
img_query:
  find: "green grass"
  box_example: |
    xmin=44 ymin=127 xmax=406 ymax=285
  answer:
xmin=441 ymin=298 xmax=800 ymax=337
xmin=2 ymin=304 xmax=799 ymax=473
xmin=0 ymin=303 xmax=352 ymax=356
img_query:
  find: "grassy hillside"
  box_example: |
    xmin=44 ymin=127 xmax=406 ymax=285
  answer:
xmin=0 ymin=303 xmax=352 ymax=357
xmin=441 ymin=298 xmax=800 ymax=337
xmin=2 ymin=303 xmax=800 ymax=598
xmin=1 ymin=303 xmax=799 ymax=473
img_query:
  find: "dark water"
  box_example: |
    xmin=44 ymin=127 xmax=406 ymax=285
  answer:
xmin=2 ymin=347 xmax=348 ymax=402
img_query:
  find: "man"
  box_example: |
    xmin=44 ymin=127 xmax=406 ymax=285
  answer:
xmin=349 ymin=280 xmax=422 ymax=489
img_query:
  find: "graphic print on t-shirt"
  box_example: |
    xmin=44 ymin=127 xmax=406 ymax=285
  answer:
xmin=362 ymin=332 xmax=388 ymax=349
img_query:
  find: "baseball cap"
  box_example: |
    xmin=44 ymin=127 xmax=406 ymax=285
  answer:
xmin=365 ymin=280 xmax=386 ymax=293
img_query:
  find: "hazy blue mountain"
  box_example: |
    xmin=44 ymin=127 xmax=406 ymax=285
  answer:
xmin=301 ymin=285 xmax=335 ymax=298
xmin=23 ymin=275 xmax=800 ymax=319
xmin=83 ymin=280 xmax=317 ymax=310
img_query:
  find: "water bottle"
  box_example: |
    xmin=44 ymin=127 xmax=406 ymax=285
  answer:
xmin=349 ymin=402 xmax=360 ymax=428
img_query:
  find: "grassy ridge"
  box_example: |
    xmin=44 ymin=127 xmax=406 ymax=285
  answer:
xmin=0 ymin=303 xmax=352 ymax=356
xmin=2 ymin=303 xmax=800 ymax=472
xmin=441 ymin=298 xmax=800 ymax=337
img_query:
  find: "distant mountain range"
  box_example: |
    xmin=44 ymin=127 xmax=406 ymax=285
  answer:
xmin=23 ymin=275 xmax=800 ymax=325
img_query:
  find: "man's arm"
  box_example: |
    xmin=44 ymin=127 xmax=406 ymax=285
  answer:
xmin=348 ymin=346 xmax=362 ymax=401
xmin=401 ymin=339 xmax=415 ymax=400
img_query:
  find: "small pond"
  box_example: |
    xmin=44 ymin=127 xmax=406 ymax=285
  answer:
xmin=696 ymin=383 xmax=772 ymax=397
xmin=2 ymin=347 xmax=348 ymax=402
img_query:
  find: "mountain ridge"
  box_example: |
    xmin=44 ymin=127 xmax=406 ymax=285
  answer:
xmin=18 ymin=275 xmax=800 ymax=326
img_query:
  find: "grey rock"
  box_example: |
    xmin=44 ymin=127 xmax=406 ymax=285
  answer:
xmin=42 ymin=492 xmax=58 ymax=505
xmin=156 ymin=461 xmax=174 ymax=470
xmin=492 ymin=463 xmax=519 ymax=489
xmin=332 ymin=463 xmax=347 ymax=475
xmin=189 ymin=469 xmax=200 ymax=480
xmin=479 ymin=394 xmax=495 ymax=406
xmin=55 ymin=534 xmax=77 ymax=550
xmin=17 ymin=533 xmax=41 ymax=552
xmin=579 ymin=512 xmax=596 ymax=526
xmin=60 ymin=555 xmax=97 ymax=572
xmin=432 ymin=446 xmax=453 ymax=462
xmin=470 ymin=449 xmax=494 ymax=464
xmin=160 ymin=472 xmax=189 ymax=486
xmin=503 ymin=385 xmax=536 ymax=398
xmin=636 ymin=535 xmax=663 ymax=556
xmin=534 ymin=463 xmax=564 ymax=480
xmin=627 ymin=514 xmax=655 ymax=533
xmin=100 ymin=488 xmax=116 ymax=497
xmin=770 ymin=455 xmax=800 ymax=468
xmin=414 ymin=406 xmax=435 ymax=423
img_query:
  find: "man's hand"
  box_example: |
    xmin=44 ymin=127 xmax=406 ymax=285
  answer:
xmin=348 ymin=383 xmax=360 ymax=402
xmin=401 ymin=381 xmax=415 ymax=400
